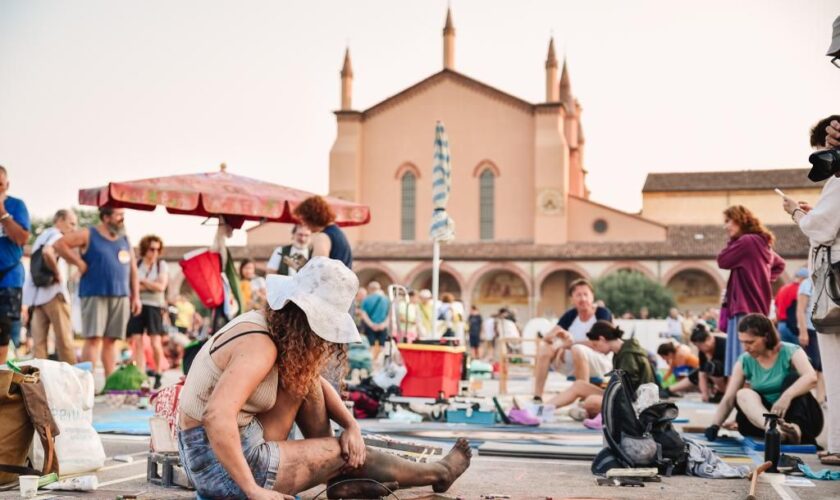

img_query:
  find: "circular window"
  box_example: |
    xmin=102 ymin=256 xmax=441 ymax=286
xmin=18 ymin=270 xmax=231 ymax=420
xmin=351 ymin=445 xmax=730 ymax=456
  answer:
xmin=593 ymin=219 xmax=608 ymax=234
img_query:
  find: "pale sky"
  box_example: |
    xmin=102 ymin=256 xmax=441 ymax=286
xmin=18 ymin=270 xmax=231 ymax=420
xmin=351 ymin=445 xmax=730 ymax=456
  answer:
xmin=1 ymin=0 xmax=838 ymax=246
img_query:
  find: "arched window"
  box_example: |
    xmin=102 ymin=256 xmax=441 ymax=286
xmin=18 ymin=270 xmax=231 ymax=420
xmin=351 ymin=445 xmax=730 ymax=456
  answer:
xmin=401 ymin=171 xmax=416 ymax=241
xmin=479 ymin=169 xmax=495 ymax=240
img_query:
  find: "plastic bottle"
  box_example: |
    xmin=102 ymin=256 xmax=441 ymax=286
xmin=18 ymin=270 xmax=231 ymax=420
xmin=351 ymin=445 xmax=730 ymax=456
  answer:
xmin=43 ymin=475 xmax=98 ymax=491
xmin=764 ymin=413 xmax=781 ymax=472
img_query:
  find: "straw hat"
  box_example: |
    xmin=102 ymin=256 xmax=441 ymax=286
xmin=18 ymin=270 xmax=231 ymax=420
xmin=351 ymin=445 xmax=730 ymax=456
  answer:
xmin=266 ymin=257 xmax=361 ymax=344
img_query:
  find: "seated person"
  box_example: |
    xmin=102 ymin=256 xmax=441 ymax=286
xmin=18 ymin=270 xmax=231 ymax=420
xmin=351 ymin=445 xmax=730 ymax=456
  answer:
xmin=533 ymin=279 xmax=612 ymax=401
xmin=656 ymin=340 xmax=700 ymax=397
xmin=705 ymin=314 xmax=823 ymax=445
xmin=177 ymin=258 xmax=471 ymax=499
xmin=548 ymin=321 xmax=655 ymax=420
xmin=668 ymin=323 xmax=727 ymax=401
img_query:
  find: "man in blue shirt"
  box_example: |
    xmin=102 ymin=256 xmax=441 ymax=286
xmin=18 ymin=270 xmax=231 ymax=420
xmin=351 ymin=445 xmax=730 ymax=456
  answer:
xmin=360 ymin=281 xmax=390 ymax=361
xmin=0 ymin=166 xmax=31 ymax=364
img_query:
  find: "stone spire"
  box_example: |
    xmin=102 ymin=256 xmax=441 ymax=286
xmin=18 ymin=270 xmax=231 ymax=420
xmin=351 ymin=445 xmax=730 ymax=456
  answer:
xmin=443 ymin=7 xmax=455 ymax=70
xmin=545 ymin=37 xmax=559 ymax=102
xmin=559 ymin=58 xmax=573 ymax=108
xmin=340 ymin=47 xmax=353 ymax=110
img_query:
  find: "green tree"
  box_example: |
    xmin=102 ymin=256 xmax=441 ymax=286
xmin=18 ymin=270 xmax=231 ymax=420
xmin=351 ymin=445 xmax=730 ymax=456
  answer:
xmin=595 ymin=270 xmax=676 ymax=319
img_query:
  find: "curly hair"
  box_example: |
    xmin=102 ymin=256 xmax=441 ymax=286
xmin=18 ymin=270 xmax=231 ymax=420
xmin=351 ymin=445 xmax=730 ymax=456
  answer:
xmin=138 ymin=234 xmax=164 ymax=257
xmin=263 ymin=301 xmax=346 ymax=399
xmin=293 ymin=196 xmax=336 ymax=229
xmin=723 ymin=205 xmax=775 ymax=246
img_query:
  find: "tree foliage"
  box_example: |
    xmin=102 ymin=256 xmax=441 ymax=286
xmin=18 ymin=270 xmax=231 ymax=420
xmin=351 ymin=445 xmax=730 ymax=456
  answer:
xmin=594 ymin=270 xmax=676 ymax=319
xmin=28 ymin=207 xmax=99 ymax=244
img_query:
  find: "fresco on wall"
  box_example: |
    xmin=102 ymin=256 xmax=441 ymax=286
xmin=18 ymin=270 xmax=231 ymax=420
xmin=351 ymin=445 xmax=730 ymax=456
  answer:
xmin=476 ymin=271 xmax=528 ymax=304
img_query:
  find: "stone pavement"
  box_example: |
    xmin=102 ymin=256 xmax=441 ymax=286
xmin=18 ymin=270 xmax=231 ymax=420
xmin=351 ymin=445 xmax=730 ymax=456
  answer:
xmin=1 ymin=369 xmax=837 ymax=499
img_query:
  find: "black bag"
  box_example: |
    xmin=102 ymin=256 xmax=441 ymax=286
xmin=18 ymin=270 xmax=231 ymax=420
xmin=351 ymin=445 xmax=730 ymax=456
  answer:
xmin=594 ymin=369 xmax=687 ymax=476
xmin=29 ymin=247 xmax=55 ymax=287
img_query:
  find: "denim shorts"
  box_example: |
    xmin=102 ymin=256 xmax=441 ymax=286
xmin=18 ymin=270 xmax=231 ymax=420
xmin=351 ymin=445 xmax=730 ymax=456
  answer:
xmin=178 ymin=418 xmax=280 ymax=499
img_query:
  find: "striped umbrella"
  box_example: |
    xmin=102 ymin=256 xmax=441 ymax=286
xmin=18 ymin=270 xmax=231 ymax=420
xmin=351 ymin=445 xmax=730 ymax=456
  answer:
xmin=430 ymin=121 xmax=455 ymax=242
xmin=430 ymin=121 xmax=454 ymax=323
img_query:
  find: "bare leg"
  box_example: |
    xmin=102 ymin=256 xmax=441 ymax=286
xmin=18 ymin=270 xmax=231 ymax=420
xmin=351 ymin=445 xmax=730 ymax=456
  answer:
xmin=547 ymin=380 xmax=603 ymax=408
xmin=712 ymin=376 xmax=728 ymax=395
xmin=272 ymin=437 xmax=471 ymax=497
xmin=582 ymin=395 xmax=603 ymax=418
xmin=570 ymin=345 xmax=591 ymax=382
xmin=82 ymin=338 xmax=102 ymax=368
xmin=0 ymin=344 xmax=7 ymax=364
xmin=533 ymin=342 xmax=559 ymax=398
xmin=259 ymin=379 xmax=331 ymax=442
xmin=131 ymin=334 xmax=146 ymax=373
xmin=736 ymin=388 xmax=767 ymax=429
xmin=102 ymin=337 xmax=118 ymax=377
xmin=151 ymin=334 xmax=165 ymax=374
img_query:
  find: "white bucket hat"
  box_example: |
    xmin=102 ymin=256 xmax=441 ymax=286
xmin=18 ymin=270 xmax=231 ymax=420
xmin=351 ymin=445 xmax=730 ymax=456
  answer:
xmin=266 ymin=256 xmax=361 ymax=344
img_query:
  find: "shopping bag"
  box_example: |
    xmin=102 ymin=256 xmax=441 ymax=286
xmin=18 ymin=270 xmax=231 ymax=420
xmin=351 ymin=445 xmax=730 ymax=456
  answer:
xmin=0 ymin=365 xmax=60 ymax=485
xmin=180 ymin=249 xmax=224 ymax=309
xmin=21 ymin=360 xmax=106 ymax=475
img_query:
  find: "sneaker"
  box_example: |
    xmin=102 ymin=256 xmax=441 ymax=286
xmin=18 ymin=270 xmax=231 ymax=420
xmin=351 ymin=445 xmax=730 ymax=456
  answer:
xmin=569 ymin=406 xmax=587 ymax=421
xmin=583 ymin=413 xmax=603 ymax=430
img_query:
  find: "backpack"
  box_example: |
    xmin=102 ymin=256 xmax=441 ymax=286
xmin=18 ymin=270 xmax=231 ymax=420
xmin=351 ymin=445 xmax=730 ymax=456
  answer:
xmin=29 ymin=246 xmax=55 ymax=287
xmin=593 ymin=369 xmax=688 ymax=477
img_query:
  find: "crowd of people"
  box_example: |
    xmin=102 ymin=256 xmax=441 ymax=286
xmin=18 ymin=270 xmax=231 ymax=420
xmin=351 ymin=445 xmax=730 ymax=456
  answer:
xmin=0 ymin=73 xmax=838 ymax=498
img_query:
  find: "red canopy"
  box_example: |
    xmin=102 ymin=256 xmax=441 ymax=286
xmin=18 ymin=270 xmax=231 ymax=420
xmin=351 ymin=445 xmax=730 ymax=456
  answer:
xmin=78 ymin=167 xmax=370 ymax=227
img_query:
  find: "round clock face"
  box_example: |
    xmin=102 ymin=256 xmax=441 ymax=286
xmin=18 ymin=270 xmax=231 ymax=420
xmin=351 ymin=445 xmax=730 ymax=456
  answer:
xmin=537 ymin=189 xmax=563 ymax=215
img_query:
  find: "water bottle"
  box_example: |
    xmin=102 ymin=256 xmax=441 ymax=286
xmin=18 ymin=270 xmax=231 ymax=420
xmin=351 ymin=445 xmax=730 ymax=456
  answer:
xmin=764 ymin=413 xmax=781 ymax=472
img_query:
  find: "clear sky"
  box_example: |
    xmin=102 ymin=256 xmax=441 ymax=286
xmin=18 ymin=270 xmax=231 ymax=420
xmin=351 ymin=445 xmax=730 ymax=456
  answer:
xmin=1 ymin=0 xmax=837 ymax=246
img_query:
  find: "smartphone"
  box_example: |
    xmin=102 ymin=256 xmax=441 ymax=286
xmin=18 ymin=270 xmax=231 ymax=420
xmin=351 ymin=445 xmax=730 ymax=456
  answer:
xmin=774 ymin=188 xmax=786 ymax=198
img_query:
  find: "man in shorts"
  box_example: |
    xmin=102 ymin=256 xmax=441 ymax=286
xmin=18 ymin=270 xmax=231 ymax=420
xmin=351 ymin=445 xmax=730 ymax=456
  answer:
xmin=0 ymin=166 xmax=30 ymax=364
xmin=55 ymin=206 xmax=141 ymax=377
xmin=533 ymin=279 xmax=613 ymax=401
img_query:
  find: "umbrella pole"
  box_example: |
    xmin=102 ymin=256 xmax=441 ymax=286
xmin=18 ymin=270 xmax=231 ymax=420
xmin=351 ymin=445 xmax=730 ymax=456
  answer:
xmin=432 ymin=238 xmax=440 ymax=336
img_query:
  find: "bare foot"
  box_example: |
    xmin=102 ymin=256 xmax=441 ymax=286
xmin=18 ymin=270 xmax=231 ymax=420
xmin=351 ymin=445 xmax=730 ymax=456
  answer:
xmin=778 ymin=421 xmax=802 ymax=445
xmin=432 ymin=438 xmax=472 ymax=493
xmin=326 ymin=479 xmax=399 ymax=499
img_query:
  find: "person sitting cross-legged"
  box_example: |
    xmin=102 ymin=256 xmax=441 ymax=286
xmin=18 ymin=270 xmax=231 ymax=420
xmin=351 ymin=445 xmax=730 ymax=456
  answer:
xmin=177 ymin=257 xmax=471 ymax=500
xmin=704 ymin=314 xmax=823 ymax=445
xmin=533 ymin=279 xmax=612 ymax=401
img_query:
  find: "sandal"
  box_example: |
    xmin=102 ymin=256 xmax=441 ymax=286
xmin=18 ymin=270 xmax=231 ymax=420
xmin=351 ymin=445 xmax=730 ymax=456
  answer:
xmin=820 ymin=452 xmax=840 ymax=466
xmin=777 ymin=420 xmax=802 ymax=445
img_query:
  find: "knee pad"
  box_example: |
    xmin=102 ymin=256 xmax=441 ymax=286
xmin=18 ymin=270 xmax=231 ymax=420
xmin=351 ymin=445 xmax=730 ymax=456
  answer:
xmin=0 ymin=317 xmax=11 ymax=346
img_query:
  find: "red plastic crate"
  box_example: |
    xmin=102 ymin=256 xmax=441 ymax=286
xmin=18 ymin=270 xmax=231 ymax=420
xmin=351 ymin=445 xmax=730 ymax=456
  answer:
xmin=397 ymin=343 xmax=465 ymax=397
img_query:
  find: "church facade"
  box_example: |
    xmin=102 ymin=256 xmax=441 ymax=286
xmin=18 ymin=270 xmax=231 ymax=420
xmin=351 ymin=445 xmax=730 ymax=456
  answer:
xmin=243 ymin=9 xmax=812 ymax=320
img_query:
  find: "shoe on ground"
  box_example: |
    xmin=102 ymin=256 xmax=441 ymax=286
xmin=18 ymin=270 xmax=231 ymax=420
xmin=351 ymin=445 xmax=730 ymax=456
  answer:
xmin=569 ymin=406 xmax=587 ymax=421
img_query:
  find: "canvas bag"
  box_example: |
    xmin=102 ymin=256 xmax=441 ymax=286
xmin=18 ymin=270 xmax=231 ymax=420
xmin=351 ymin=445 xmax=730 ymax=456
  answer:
xmin=0 ymin=366 xmax=60 ymax=485
xmin=22 ymin=360 xmax=106 ymax=475
xmin=810 ymin=246 xmax=840 ymax=334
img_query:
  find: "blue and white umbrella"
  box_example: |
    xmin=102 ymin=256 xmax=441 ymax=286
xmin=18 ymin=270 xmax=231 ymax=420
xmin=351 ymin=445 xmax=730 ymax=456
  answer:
xmin=430 ymin=121 xmax=455 ymax=242
xmin=430 ymin=121 xmax=454 ymax=322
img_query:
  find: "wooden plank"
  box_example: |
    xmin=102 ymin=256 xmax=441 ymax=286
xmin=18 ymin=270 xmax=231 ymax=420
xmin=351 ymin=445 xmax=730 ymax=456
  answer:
xmin=478 ymin=441 xmax=599 ymax=460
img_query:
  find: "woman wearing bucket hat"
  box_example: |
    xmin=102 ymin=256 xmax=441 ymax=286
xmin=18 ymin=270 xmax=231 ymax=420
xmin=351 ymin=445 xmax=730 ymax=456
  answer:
xmin=177 ymin=257 xmax=472 ymax=499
